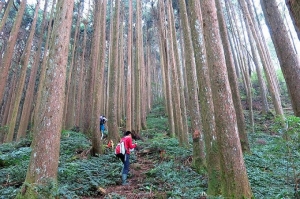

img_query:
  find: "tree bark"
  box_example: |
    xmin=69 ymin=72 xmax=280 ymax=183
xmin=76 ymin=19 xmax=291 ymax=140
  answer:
xmin=200 ymin=0 xmax=253 ymax=197
xmin=166 ymin=0 xmax=184 ymax=142
xmin=189 ymin=0 xmax=222 ymax=194
xmin=108 ymin=0 xmax=121 ymax=142
xmin=6 ymin=0 xmax=40 ymax=143
xmin=0 ymin=0 xmax=27 ymax=104
xmin=178 ymin=0 xmax=206 ymax=170
xmin=286 ymin=0 xmax=300 ymax=40
xmin=261 ymin=0 xmax=300 ymax=117
xmin=64 ymin=1 xmax=83 ymax=129
xmin=239 ymin=0 xmax=284 ymax=118
xmin=90 ymin=0 xmax=103 ymax=155
xmin=135 ymin=0 xmax=142 ymax=132
xmin=216 ymin=0 xmax=250 ymax=152
xmin=17 ymin=0 xmax=49 ymax=141
xmin=126 ymin=0 xmax=132 ymax=131
xmin=18 ymin=0 xmax=74 ymax=198
xmin=157 ymin=0 xmax=175 ymax=137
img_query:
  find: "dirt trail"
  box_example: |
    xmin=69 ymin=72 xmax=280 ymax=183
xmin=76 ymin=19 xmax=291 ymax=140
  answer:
xmin=83 ymin=152 xmax=157 ymax=199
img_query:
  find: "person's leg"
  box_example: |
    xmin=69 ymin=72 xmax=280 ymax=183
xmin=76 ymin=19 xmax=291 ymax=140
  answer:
xmin=122 ymin=154 xmax=130 ymax=185
xmin=100 ymin=125 xmax=104 ymax=139
xmin=117 ymin=154 xmax=125 ymax=175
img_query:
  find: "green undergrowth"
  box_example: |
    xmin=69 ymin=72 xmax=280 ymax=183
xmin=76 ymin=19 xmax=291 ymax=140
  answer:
xmin=0 ymin=105 xmax=299 ymax=198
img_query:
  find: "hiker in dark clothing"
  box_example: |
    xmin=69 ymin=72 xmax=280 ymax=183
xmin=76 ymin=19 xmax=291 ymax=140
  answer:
xmin=99 ymin=115 xmax=107 ymax=140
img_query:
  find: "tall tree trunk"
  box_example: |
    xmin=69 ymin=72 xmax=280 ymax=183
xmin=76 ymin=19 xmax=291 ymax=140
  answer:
xmin=33 ymin=0 xmax=56 ymax=133
xmin=76 ymin=21 xmax=87 ymax=127
xmin=18 ymin=0 xmax=74 ymax=198
xmin=166 ymin=0 xmax=185 ymax=144
xmin=0 ymin=0 xmax=13 ymax=33
xmin=135 ymin=0 xmax=143 ymax=132
xmin=90 ymin=0 xmax=103 ymax=155
xmin=98 ymin=0 xmax=107 ymax=116
xmin=169 ymin=3 xmax=189 ymax=140
xmin=118 ymin=8 xmax=125 ymax=126
xmin=246 ymin=20 xmax=269 ymax=114
xmin=107 ymin=0 xmax=121 ymax=142
xmin=189 ymin=0 xmax=221 ymax=193
xmin=84 ymin=2 xmax=100 ymax=135
xmin=178 ymin=0 xmax=206 ymax=171
xmin=157 ymin=0 xmax=175 ymax=137
xmin=5 ymin=74 xmax=17 ymax=123
xmin=0 ymin=0 xmax=26 ymax=103
xmin=5 ymin=0 xmax=40 ymax=143
xmin=286 ymin=0 xmax=300 ymax=40
xmin=126 ymin=0 xmax=132 ymax=131
xmin=200 ymin=0 xmax=253 ymax=197
xmin=216 ymin=0 xmax=250 ymax=152
xmin=64 ymin=1 xmax=83 ymax=129
xmin=261 ymin=0 xmax=300 ymax=117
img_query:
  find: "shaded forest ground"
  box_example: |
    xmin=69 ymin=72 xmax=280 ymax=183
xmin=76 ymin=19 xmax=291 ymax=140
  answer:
xmin=0 ymin=102 xmax=300 ymax=198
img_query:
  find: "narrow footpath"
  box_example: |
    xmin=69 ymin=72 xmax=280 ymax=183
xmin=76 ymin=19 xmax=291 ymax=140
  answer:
xmin=82 ymin=150 xmax=157 ymax=199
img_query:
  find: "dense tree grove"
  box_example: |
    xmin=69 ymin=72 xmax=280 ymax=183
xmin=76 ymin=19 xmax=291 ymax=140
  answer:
xmin=0 ymin=0 xmax=299 ymax=198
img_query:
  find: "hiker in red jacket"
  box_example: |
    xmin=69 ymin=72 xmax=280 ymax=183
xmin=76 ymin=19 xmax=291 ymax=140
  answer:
xmin=120 ymin=131 xmax=137 ymax=185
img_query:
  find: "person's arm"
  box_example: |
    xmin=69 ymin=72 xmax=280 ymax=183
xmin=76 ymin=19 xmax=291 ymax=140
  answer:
xmin=126 ymin=136 xmax=137 ymax=149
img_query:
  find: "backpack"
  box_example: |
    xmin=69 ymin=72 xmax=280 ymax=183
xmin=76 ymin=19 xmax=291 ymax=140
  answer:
xmin=100 ymin=117 xmax=106 ymax=125
xmin=100 ymin=118 xmax=105 ymax=125
xmin=115 ymin=140 xmax=125 ymax=156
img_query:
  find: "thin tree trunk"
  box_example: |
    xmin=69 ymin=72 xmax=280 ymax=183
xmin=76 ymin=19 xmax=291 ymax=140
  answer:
xmin=17 ymin=0 xmax=49 ymax=140
xmin=0 ymin=0 xmax=27 ymax=103
xmin=157 ymin=0 xmax=175 ymax=137
xmin=5 ymin=0 xmax=40 ymax=143
xmin=239 ymin=0 xmax=284 ymax=118
xmin=261 ymin=0 xmax=300 ymax=117
xmin=98 ymin=0 xmax=107 ymax=116
xmin=134 ymin=0 xmax=143 ymax=132
xmin=64 ymin=1 xmax=83 ymax=129
xmin=286 ymin=0 xmax=300 ymax=40
xmin=126 ymin=0 xmax=132 ymax=131
xmin=169 ymin=5 xmax=189 ymax=140
xmin=0 ymin=0 xmax=13 ymax=33
xmin=246 ymin=20 xmax=269 ymax=114
xmin=178 ymin=0 xmax=206 ymax=170
xmin=166 ymin=0 xmax=183 ymax=141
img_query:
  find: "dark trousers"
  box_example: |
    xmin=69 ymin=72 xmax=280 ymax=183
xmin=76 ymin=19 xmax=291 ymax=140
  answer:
xmin=122 ymin=154 xmax=130 ymax=175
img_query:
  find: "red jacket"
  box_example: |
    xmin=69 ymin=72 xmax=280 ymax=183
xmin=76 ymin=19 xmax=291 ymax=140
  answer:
xmin=121 ymin=135 xmax=137 ymax=154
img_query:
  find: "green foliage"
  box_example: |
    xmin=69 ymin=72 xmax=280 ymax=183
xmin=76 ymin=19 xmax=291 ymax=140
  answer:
xmin=0 ymin=141 xmax=30 ymax=199
xmin=1 ymin=104 xmax=300 ymax=198
xmin=245 ymin=115 xmax=300 ymax=198
xmin=145 ymin=161 xmax=206 ymax=198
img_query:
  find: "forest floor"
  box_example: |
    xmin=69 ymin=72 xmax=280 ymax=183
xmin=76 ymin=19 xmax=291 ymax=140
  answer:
xmin=83 ymin=151 xmax=157 ymax=199
xmin=90 ymin=153 xmax=158 ymax=199
xmin=0 ymin=104 xmax=299 ymax=199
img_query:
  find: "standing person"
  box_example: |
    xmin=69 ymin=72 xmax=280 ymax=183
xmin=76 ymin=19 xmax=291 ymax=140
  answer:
xmin=118 ymin=131 xmax=137 ymax=185
xmin=99 ymin=115 xmax=108 ymax=140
